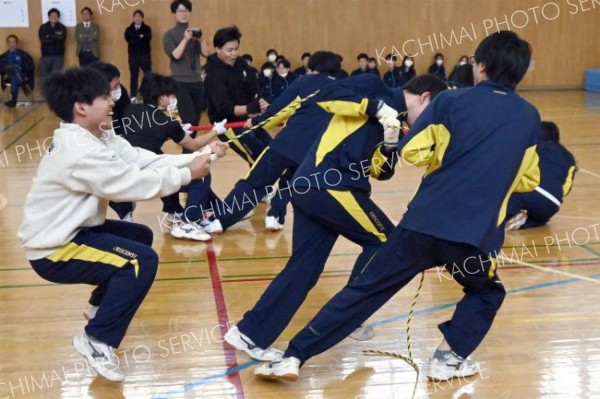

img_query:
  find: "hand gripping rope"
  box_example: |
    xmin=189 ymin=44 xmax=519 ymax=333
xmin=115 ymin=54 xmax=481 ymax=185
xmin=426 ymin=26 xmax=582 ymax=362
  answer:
xmin=188 ymin=90 xmax=321 ymax=142
xmin=363 ymin=271 xmax=425 ymax=399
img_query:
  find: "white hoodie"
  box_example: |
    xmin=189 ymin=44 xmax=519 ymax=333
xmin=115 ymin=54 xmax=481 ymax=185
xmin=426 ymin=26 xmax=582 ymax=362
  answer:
xmin=19 ymin=123 xmax=196 ymax=260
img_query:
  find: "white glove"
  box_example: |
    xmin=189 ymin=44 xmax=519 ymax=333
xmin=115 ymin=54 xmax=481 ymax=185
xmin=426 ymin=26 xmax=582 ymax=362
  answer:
xmin=181 ymin=123 xmax=194 ymax=135
xmin=381 ymin=117 xmax=401 ymax=146
xmin=213 ymin=119 xmax=228 ymax=134
xmin=375 ymin=100 xmax=398 ymax=120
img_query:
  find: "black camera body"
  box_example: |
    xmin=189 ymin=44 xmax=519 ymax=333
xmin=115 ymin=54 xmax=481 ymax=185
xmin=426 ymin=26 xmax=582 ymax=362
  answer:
xmin=191 ymin=28 xmax=202 ymax=38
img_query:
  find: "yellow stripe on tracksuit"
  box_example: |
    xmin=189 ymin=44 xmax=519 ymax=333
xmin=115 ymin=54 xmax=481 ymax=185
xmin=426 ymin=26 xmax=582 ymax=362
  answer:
xmin=262 ymin=96 xmax=302 ymax=131
xmin=224 ymin=128 xmax=255 ymax=165
xmin=314 ymin=114 xmax=368 ymax=166
xmin=497 ymin=145 xmax=540 ymax=226
xmin=47 ymin=242 xmax=140 ymax=277
xmin=244 ymin=146 xmax=270 ymax=180
xmin=563 ymin=165 xmax=577 ymax=197
xmin=400 ymin=124 xmax=451 ymax=177
xmin=327 ymin=189 xmax=387 ymax=242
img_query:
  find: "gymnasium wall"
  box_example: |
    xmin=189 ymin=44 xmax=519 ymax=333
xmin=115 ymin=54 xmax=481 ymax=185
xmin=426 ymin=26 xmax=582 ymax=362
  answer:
xmin=1 ymin=0 xmax=599 ymax=90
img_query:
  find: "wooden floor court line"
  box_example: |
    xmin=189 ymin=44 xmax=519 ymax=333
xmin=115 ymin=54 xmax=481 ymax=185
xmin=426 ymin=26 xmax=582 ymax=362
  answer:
xmin=0 ymin=104 xmax=40 ymax=137
xmin=0 ymin=117 xmax=45 ymax=151
xmin=206 ymin=240 xmax=246 ymax=399
xmin=149 ymin=271 xmax=600 ymax=398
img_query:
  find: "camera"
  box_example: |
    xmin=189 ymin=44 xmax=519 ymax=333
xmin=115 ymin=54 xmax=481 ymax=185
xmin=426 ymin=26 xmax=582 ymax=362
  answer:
xmin=191 ymin=28 xmax=202 ymax=38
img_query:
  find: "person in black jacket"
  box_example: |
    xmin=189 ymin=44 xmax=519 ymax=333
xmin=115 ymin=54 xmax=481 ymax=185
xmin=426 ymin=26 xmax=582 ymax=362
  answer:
xmin=272 ymin=58 xmax=298 ymax=99
xmin=382 ymin=53 xmax=402 ymax=88
xmin=38 ymin=8 xmax=66 ymax=78
xmin=124 ymin=9 xmax=152 ymax=98
xmin=258 ymin=62 xmax=276 ymax=103
xmin=428 ymin=52 xmax=446 ymax=81
xmin=89 ymin=62 xmax=131 ymax=133
xmin=0 ymin=35 xmax=34 ymax=108
xmin=204 ymin=25 xmax=271 ymax=165
xmin=350 ymin=53 xmax=370 ymax=76
xmin=293 ymin=52 xmax=311 ymax=76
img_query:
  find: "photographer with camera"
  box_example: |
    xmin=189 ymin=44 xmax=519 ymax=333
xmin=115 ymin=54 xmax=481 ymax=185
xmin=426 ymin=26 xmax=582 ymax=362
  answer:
xmin=163 ymin=0 xmax=209 ymax=126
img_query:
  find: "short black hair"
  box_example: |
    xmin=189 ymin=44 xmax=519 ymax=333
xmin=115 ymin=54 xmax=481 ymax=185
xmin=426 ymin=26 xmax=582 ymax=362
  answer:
xmin=6 ymin=34 xmax=18 ymax=43
xmin=242 ymin=53 xmax=253 ymax=62
xmin=357 ymin=53 xmax=369 ymax=61
xmin=133 ymin=9 xmax=144 ymax=18
xmin=336 ymin=54 xmax=344 ymax=62
xmin=213 ymin=25 xmax=241 ymax=48
xmin=170 ymin=0 xmax=192 ymax=13
xmin=385 ymin=53 xmax=397 ymax=62
xmin=48 ymin=8 xmax=60 ymax=17
xmin=434 ymin=52 xmax=444 ymax=59
xmin=277 ymin=59 xmax=291 ymax=69
xmin=307 ymin=51 xmax=340 ymax=75
xmin=473 ymin=30 xmax=531 ymax=90
xmin=266 ymin=48 xmax=278 ymax=56
xmin=88 ymin=62 xmax=121 ymax=81
xmin=81 ymin=7 xmax=92 ymax=14
xmin=540 ymin=121 xmax=560 ymax=143
xmin=139 ymin=73 xmax=179 ymax=106
xmin=301 ymin=52 xmax=311 ymax=59
xmin=261 ymin=62 xmax=274 ymax=72
xmin=43 ymin=68 xmax=110 ymax=122
xmin=403 ymin=74 xmax=448 ymax=100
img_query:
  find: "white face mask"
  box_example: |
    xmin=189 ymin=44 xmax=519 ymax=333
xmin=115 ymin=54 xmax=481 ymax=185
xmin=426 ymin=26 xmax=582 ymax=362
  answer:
xmin=404 ymin=60 xmax=414 ymax=68
xmin=110 ymin=87 xmax=122 ymax=101
xmin=263 ymin=69 xmax=272 ymax=78
xmin=459 ymin=60 xmax=467 ymax=66
xmin=268 ymin=54 xmax=277 ymax=63
xmin=436 ymin=59 xmax=443 ymax=66
xmin=279 ymin=72 xmax=288 ymax=78
xmin=167 ymin=96 xmax=178 ymax=112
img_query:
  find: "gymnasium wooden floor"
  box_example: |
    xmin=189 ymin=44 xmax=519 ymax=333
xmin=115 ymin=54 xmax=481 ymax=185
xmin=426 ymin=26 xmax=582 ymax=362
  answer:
xmin=1 ymin=90 xmax=599 ymax=399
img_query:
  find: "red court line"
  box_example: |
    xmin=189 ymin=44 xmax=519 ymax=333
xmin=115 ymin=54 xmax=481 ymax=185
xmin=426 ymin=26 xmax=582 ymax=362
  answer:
xmin=205 ymin=241 xmax=245 ymax=399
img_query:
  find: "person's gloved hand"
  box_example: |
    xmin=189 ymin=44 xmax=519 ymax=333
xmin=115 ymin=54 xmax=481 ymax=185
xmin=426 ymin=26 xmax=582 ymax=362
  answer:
xmin=375 ymin=100 xmax=398 ymax=120
xmin=213 ymin=119 xmax=228 ymax=134
xmin=181 ymin=123 xmax=194 ymax=135
xmin=381 ymin=117 xmax=401 ymax=146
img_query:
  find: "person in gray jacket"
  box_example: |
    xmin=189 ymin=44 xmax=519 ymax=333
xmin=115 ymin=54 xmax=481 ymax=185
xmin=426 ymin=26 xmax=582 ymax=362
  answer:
xmin=162 ymin=0 xmax=209 ymax=125
xmin=75 ymin=7 xmax=99 ymax=66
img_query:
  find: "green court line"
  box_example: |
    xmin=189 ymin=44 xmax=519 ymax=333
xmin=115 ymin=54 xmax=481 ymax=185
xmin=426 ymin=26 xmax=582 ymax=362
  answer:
xmin=581 ymin=244 xmax=600 ymax=258
xmin=1 ymin=117 xmax=45 ymax=151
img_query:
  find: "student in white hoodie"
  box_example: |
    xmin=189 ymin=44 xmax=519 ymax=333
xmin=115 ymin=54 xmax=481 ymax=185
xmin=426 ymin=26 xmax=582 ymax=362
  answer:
xmin=18 ymin=67 xmax=227 ymax=382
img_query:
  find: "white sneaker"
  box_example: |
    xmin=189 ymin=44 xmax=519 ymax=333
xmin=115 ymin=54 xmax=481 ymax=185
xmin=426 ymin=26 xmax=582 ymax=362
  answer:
xmin=505 ymin=210 xmax=528 ymax=231
xmin=427 ymin=350 xmax=481 ymax=381
xmin=264 ymin=216 xmax=284 ymax=231
xmin=72 ymin=332 xmax=125 ymax=382
xmin=242 ymin=209 xmax=255 ymax=220
xmin=121 ymin=212 xmax=133 ymax=223
xmin=171 ymin=222 xmax=211 ymax=241
xmin=203 ymin=219 xmax=224 ymax=234
xmin=224 ymin=326 xmax=283 ymax=361
xmin=254 ymin=356 xmax=301 ymax=381
xmin=349 ymin=325 xmax=375 ymax=341
xmin=166 ymin=212 xmax=183 ymax=224
xmin=83 ymin=305 xmax=99 ymax=321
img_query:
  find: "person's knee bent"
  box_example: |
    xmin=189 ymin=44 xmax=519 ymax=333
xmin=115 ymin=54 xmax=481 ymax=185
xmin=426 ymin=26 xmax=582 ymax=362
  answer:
xmin=135 ymin=248 xmax=159 ymax=284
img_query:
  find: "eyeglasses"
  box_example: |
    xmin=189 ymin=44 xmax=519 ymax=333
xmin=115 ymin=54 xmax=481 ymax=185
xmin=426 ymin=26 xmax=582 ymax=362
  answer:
xmin=468 ymin=55 xmax=477 ymax=65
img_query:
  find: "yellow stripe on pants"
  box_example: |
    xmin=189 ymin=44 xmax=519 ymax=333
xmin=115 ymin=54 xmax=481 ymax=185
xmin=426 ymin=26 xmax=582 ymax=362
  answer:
xmin=327 ymin=189 xmax=387 ymax=242
xmin=47 ymin=242 xmax=139 ymax=278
